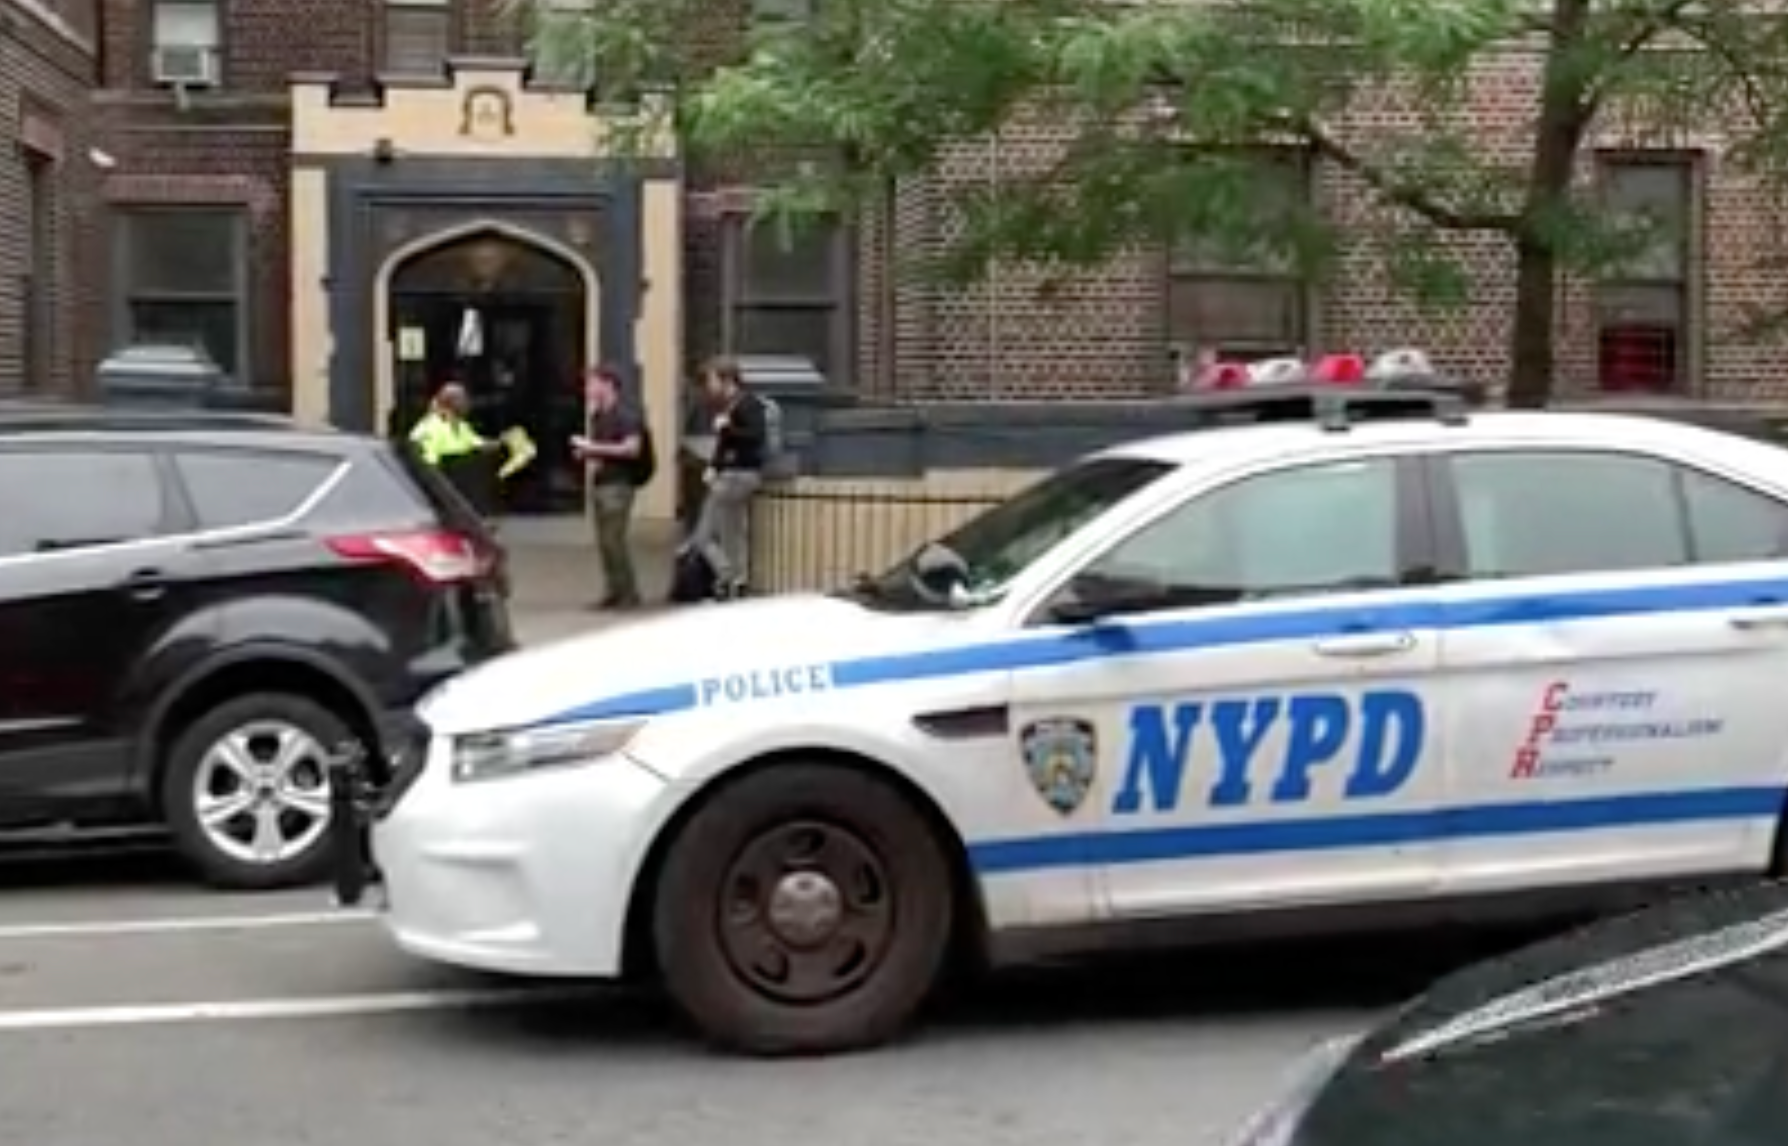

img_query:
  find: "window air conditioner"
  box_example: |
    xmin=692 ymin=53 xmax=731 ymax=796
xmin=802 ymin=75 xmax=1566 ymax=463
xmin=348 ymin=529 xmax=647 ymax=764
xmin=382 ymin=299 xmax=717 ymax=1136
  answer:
xmin=152 ymin=45 xmax=220 ymax=87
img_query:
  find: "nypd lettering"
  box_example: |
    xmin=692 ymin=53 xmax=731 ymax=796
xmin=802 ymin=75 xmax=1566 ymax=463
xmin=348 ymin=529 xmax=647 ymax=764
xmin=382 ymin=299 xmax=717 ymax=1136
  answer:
xmin=1114 ymin=688 xmax=1425 ymax=815
xmin=698 ymin=663 xmax=833 ymax=707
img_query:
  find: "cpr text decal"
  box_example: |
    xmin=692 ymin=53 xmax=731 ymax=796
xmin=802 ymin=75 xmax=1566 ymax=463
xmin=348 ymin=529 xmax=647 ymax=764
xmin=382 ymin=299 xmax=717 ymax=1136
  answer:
xmin=1510 ymin=681 xmax=1723 ymax=780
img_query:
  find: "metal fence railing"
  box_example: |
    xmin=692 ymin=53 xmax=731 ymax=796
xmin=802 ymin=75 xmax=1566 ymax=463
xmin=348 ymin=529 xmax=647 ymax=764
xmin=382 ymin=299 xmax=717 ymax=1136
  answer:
xmin=749 ymin=481 xmax=1014 ymax=595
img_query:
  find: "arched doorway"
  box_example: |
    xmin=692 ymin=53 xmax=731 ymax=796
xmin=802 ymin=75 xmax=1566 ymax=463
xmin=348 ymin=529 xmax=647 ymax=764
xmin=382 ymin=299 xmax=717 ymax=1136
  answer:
xmin=385 ymin=227 xmax=593 ymax=514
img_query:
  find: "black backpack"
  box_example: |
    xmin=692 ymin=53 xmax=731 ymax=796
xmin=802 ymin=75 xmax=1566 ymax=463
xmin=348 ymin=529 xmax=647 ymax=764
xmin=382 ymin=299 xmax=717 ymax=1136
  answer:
xmin=591 ymin=404 xmax=658 ymax=489
xmin=630 ymin=422 xmax=657 ymax=488
xmin=668 ymin=545 xmax=715 ymax=603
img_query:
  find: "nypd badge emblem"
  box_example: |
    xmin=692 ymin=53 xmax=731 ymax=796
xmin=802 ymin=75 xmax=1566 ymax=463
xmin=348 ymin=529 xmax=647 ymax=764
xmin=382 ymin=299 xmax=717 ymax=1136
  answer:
xmin=1020 ymin=718 xmax=1098 ymax=816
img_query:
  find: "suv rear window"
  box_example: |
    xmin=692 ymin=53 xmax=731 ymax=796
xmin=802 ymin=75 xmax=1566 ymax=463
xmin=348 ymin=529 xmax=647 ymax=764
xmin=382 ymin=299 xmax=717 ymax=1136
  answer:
xmin=174 ymin=450 xmax=338 ymax=531
xmin=383 ymin=443 xmax=495 ymax=544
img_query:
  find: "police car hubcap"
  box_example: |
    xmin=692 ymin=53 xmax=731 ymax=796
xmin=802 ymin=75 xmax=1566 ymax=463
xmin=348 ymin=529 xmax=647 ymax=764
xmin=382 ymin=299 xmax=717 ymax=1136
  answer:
xmin=719 ymin=821 xmax=895 ymax=1003
xmin=768 ymin=871 xmax=844 ymax=945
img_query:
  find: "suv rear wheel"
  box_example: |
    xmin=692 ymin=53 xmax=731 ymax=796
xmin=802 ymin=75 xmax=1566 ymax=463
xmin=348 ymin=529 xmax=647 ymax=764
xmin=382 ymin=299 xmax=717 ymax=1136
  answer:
xmin=161 ymin=692 xmax=353 ymax=891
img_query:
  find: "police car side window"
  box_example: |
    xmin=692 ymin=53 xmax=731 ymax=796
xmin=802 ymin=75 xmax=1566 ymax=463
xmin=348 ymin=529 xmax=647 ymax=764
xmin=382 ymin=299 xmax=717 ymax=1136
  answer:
xmin=1083 ymin=458 xmax=1400 ymax=603
xmin=1449 ymin=451 xmax=1687 ymax=578
xmin=1681 ymin=468 xmax=1788 ymax=564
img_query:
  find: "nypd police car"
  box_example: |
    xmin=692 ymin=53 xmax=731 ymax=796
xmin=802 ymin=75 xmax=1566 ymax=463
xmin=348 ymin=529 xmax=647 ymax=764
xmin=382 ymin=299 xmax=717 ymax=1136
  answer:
xmin=332 ymin=379 xmax=1788 ymax=1056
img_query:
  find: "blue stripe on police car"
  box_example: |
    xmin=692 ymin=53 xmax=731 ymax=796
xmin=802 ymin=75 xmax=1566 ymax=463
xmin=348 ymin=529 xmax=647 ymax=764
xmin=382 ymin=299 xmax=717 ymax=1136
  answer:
xmin=539 ymin=572 xmax=1788 ymax=727
xmin=966 ymin=785 xmax=1788 ymax=873
xmin=509 ymin=572 xmax=1788 ymax=878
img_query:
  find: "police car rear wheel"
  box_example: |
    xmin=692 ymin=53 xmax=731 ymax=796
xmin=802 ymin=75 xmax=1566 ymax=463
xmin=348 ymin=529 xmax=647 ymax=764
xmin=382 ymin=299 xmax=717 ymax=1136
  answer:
xmin=653 ymin=763 xmax=954 ymax=1056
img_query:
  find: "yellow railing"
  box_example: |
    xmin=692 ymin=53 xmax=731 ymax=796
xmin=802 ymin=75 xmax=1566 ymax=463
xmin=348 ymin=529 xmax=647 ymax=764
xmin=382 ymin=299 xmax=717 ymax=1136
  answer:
xmin=749 ymin=470 xmax=1042 ymax=595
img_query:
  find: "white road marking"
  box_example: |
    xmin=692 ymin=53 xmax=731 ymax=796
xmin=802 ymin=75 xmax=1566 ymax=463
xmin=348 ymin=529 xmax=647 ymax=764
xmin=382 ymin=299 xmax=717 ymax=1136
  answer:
xmin=0 ymin=986 xmax=597 ymax=1032
xmin=0 ymin=909 xmax=375 ymax=941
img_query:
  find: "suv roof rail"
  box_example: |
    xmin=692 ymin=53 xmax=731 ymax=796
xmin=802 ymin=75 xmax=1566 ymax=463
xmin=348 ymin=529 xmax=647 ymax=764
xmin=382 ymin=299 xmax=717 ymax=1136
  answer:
xmin=0 ymin=400 xmax=304 ymax=434
xmin=1173 ymin=382 xmax=1472 ymax=432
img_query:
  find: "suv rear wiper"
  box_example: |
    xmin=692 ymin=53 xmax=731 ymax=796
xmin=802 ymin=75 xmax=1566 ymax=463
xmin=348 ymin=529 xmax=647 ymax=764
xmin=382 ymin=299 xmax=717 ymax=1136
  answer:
xmin=833 ymin=571 xmax=944 ymax=612
xmin=831 ymin=572 xmax=885 ymax=603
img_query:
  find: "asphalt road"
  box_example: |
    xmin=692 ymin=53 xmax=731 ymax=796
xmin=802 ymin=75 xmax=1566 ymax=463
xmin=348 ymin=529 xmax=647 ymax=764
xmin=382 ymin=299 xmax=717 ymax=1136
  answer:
xmin=0 ymin=843 xmax=1551 ymax=1146
xmin=0 ymin=607 xmax=1539 ymax=1146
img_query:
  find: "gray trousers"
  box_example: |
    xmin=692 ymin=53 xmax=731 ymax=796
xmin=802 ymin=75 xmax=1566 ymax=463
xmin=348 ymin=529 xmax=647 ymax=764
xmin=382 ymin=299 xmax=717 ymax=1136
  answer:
xmin=691 ymin=470 xmax=761 ymax=584
xmin=591 ymin=483 xmax=640 ymax=603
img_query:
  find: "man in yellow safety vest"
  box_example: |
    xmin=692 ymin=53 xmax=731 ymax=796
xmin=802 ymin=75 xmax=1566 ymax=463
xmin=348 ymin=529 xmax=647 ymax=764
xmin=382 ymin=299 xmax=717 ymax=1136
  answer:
xmin=409 ymin=381 xmax=504 ymax=516
xmin=409 ymin=382 xmax=492 ymax=466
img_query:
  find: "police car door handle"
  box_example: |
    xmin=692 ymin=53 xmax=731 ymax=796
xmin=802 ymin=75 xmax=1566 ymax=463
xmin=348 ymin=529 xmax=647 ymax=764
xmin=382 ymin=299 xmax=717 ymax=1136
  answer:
xmin=1727 ymin=606 xmax=1788 ymax=630
xmin=1311 ymin=632 xmax=1417 ymax=658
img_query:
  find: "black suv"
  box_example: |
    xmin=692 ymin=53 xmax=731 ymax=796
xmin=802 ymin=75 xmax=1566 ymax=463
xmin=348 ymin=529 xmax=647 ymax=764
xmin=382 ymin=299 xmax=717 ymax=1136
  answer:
xmin=0 ymin=405 xmax=512 ymax=889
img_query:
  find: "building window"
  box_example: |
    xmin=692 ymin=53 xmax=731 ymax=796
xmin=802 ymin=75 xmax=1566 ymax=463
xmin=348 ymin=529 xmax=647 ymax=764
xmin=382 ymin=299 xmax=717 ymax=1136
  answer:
xmin=150 ymin=0 xmax=221 ymax=81
xmin=723 ymin=215 xmax=851 ymax=381
xmin=528 ymin=0 xmax=595 ymax=86
xmin=1166 ymin=149 xmax=1312 ymax=367
xmin=22 ymin=155 xmax=54 ymax=391
xmin=1595 ymin=156 xmax=1695 ymax=393
xmin=384 ymin=0 xmax=451 ymax=74
xmin=115 ymin=209 xmax=247 ymax=385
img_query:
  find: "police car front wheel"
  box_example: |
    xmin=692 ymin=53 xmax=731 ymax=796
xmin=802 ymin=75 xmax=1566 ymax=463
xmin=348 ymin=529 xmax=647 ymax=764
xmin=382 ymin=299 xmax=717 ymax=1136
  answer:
xmin=651 ymin=762 xmax=955 ymax=1056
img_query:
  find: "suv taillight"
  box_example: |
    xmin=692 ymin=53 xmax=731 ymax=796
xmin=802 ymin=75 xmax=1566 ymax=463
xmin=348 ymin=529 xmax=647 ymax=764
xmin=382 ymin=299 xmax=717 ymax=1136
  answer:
xmin=326 ymin=529 xmax=482 ymax=584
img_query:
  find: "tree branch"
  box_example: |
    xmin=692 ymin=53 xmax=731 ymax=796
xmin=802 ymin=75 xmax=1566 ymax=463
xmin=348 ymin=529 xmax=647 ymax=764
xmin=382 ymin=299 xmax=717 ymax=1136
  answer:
xmin=1580 ymin=0 xmax=1702 ymax=121
xmin=1613 ymin=0 xmax=1698 ymax=55
xmin=1671 ymin=12 xmax=1782 ymax=134
xmin=1288 ymin=116 xmax=1520 ymax=232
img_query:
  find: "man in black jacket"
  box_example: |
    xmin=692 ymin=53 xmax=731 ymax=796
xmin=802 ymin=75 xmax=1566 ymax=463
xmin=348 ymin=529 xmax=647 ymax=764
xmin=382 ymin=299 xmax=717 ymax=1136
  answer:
xmin=572 ymin=365 xmax=645 ymax=609
xmin=690 ymin=357 xmax=766 ymax=599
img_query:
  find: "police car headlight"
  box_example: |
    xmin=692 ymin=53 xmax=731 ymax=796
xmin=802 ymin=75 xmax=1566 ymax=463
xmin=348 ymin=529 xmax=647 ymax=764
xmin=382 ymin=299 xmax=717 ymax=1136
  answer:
xmin=1222 ymin=1034 xmax=1360 ymax=1146
xmin=449 ymin=718 xmax=647 ymax=784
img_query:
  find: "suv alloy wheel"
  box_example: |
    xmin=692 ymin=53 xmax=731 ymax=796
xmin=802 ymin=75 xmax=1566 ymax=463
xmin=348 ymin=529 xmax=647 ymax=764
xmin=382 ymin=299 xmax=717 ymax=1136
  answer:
xmin=161 ymin=692 xmax=355 ymax=891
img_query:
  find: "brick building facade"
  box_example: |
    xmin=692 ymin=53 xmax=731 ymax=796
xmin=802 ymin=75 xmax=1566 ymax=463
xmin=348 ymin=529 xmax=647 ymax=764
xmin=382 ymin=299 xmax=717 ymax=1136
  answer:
xmin=11 ymin=1 xmax=1788 ymax=417
xmin=74 ymin=0 xmax=779 ymax=423
xmin=0 ymin=0 xmax=100 ymax=398
xmin=887 ymin=57 xmax=1788 ymax=402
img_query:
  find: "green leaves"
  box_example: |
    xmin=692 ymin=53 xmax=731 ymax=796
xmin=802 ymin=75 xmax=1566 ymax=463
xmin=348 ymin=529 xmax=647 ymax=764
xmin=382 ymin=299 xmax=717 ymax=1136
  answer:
xmin=1383 ymin=231 xmax=1475 ymax=311
xmin=501 ymin=0 xmax=732 ymax=104
xmin=519 ymin=0 xmax=1788 ymax=394
xmin=665 ymin=0 xmax=1555 ymax=266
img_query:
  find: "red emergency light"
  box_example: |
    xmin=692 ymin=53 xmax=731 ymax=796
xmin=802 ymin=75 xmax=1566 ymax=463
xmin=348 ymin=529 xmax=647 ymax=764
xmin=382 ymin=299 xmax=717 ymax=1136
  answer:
xmin=1189 ymin=348 xmax=1433 ymax=392
xmin=1310 ymin=354 xmax=1366 ymax=385
xmin=1204 ymin=362 xmax=1252 ymax=389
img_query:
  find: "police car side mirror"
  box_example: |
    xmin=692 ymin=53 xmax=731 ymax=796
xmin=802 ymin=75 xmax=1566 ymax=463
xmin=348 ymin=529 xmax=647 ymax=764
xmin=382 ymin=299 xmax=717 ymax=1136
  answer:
xmin=1047 ymin=576 xmax=1127 ymax=625
xmin=909 ymin=541 xmax=973 ymax=606
xmin=1047 ymin=596 xmax=1113 ymax=625
xmin=1048 ymin=573 xmax=1171 ymax=625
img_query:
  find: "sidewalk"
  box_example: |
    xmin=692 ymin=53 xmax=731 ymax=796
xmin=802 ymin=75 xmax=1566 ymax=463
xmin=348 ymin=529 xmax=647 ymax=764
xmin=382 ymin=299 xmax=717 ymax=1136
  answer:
xmin=497 ymin=514 xmax=681 ymax=645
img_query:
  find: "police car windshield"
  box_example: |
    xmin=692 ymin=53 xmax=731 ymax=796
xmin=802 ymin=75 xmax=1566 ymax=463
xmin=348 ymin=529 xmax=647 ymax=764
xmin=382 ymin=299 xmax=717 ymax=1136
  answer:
xmin=853 ymin=457 xmax=1175 ymax=610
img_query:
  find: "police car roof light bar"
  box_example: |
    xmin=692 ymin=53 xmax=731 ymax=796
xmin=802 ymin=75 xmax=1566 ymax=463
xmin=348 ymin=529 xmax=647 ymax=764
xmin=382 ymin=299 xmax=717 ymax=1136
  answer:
xmin=1177 ymin=383 xmax=1470 ymax=434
